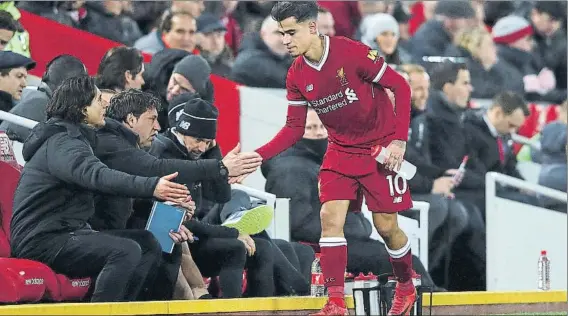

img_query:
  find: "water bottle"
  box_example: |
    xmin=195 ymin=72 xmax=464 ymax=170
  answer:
xmin=537 ymin=250 xmax=550 ymax=291
xmin=374 ymin=146 xmax=417 ymax=180
xmin=311 ymin=253 xmax=325 ymax=297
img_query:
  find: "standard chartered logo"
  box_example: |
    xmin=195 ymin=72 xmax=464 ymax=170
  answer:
xmin=310 ymin=87 xmax=359 ymax=114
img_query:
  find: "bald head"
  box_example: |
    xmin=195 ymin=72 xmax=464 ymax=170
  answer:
xmin=261 ymin=15 xmax=287 ymax=56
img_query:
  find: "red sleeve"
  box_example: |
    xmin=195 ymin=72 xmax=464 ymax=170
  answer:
xmin=352 ymin=42 xmax=412 ymax=141
xmin=255 ymin=67 xmax=308 ymax=160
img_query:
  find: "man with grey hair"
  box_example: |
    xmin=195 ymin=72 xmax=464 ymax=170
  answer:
xmin=230 ymin=15 xmax=293 ymax=88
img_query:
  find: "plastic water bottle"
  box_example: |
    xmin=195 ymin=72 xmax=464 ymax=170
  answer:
xmin=375 ymin=146 xmax=417 ymax=180
xmin=537 ymin=250 xmax=550 ymax=291
xmin=311 ymin=253 xmax=325 ymax=297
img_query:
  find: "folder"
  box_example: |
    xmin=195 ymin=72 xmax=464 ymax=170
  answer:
xmin=145 ymin=202 xmax=186 ymax=254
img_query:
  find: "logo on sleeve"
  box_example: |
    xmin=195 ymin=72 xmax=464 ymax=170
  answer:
xmin=306 ymin=84 xmax=314 ymax=92
xmin=367 ymin=50 xmax=379 ymax=62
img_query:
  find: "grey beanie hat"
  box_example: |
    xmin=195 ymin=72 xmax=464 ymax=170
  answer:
xmin=172 ymin=55 xmax=212 ymax=98
xmin=435 ymin=0 xmax=476 ymax=19
xmin=360 ymin=13 xmax=399 ymax=48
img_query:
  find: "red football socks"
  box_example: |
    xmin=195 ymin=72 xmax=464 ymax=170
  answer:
xmin=386 ymin=239 xmax=413 ymax=283
xmin=320 ymin=237 xmax=348 ymax=305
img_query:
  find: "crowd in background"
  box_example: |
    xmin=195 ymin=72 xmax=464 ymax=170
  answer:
xmin=0 ymin=0 xmax=566 ymax=302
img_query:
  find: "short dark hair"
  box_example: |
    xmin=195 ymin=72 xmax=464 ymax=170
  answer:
xmin=46 ymin=76 xmax=97 ymax=123
xmin=534 ymin=2 xmax=566 ymax=21
xmin=106 ymin=89 xmax=162 ymax=122
xmin=0 ymin=10 xmax=16 ymax=32
xmin=159 ymin=10 xmax=195 ymax=33
xmin=96 ymin=46 xmax=144 ymax=91
xmin=491 ymin=91 xmax=529 ymax=116
xmin=430 ymin=61 xmax=468 ymax=91
xmin=43 ymin=54 xmax=87 ymax=92
xmin=271 ymin=1 xmax=319 ymax=23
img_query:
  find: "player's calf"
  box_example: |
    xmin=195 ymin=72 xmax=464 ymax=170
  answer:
xmin=372 ymin=213 xmax=414 ymax=283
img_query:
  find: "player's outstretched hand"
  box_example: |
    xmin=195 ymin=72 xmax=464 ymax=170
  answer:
xmin=153 ymin=172 xmax=190 ymax=203
xmin=385 ymin=140 xmax=406 ymax=172
xmin=222 ymin=143 xmax=263 ymax=176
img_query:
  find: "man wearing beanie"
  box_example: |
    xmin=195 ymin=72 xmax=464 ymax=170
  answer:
xmin=148 ymin=95 xmax=278 ymax=298
xmin=166 ymin=54 xmax=214 ymax=103
xmin=410 ymin=0 xmax=475 ymax=63
xmin=493 ymin=15 xmax=566 ymax=104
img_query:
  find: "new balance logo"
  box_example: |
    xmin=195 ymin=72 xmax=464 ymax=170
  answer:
xmin=179 ymin=121 xmax=191 ymax=130
xmin=393 ymin=196 xmax=403 ymax=204
xmin=306 ymin=84 xmax=314 ymax=92
xmin=345 ymin=88 xmax=359 ymax=103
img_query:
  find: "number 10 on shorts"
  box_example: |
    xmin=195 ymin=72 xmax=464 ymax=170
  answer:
xmin=386 ymin=174 xmax=408 ymax=197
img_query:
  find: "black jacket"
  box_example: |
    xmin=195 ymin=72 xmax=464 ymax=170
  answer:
xmin=409 ymin=20 xmax=454 ymax=64
xmin=91 ymin=118 xmax=227 ymax=231
xmin=144 ymin=128 xmax=237 ymax=239
xmin=463 ymin=112 xmax=523 ymax=179
xmin=0 ymin=84 xmax=52 ymax=142
xmin=0 ymin=90 xmax=14 ymax=122
xmin=406 ymin=108 xmax=446 ymax=194
xmin=261 ymin=139 xmax=372 ymax=243
xmin=230 ymin=32 xmax=293 ymax=88
xmin=10 ymin=118 xmax=158 ymax=261
xmin=420 ymin=91 xmax=485 ymax=190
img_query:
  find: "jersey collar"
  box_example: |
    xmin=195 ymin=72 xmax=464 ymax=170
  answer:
xmin=303 ymin=35 xmax=330 ymax=72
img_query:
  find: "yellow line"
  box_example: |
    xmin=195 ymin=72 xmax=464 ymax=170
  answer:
xmin=0 ymin=291 xmax=565 ymax=315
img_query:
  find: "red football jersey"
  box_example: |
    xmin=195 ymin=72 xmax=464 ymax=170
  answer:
xmin=256 ymin=36 xmax=410 ymax=160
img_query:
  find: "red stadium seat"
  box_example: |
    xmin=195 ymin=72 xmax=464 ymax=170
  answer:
xmin=0 ymin=161 xmax=91 ymax=303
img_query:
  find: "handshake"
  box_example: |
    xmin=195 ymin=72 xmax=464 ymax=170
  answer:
xmin=221 ymin=143 xmax=263 ymax=184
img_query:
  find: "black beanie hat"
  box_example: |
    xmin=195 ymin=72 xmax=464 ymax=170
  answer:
xmin=168 ymin=92 xmax=201 ymax=128
xmin=175 ymin=98 xmax=219 ymax=140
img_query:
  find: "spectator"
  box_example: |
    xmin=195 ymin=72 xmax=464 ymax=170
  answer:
xmin=135 ymin=11 xmax=198 ymax=55
xmin=493 ymin=15 xmax=566 ymax=104
xmin=464 ymin=91 xmax=535 ymax=204
xmin=203 ymin=1 xmax=242 ymax=54
xmin=530 ymin=2 xmax=567 ymax=92
xmin=0 ymin=1 xmax=30 ymax=57
xmin=260 ymin=108 xmax=438 ymax=289
xmin=449 ymin=26 xmax=508 ymax=99
xmin=128 ymin=1 xmax=169 ymax=34
xmin=93 ymin=90 xmax=259 ymax=300
xmin=9 ymin=76 xmax=190 ymax=302
xmin=17 ymin=1 xmax=88 ymax=28
xmin=0 ymin=51 xmax=35 ymax=117
xmin=0 ymin=54 xmax=86 ymax=141
xmin=317 ymin=6 xmax=335 ymax=37
xmin=143 ymin=48 xmax=190 ymax=101
xmin=231 ymin=16 xmax=293 ymax=88
xmin=166 ymin=54 xmax=214 ymax=103
xmin=196 ymin=13 xmax=234 ymax=78
xmin=400 ymin=64 xmax=470 ymax=274
xmin=410 ymin=0 xmax=475 ymax=63
xmin=417 ymin=61 xmax=486 ymax=290
xmin=360 ymin=13 xmax=411 ymax=65
xmin=171 ymin=0 xmax=205 ymax=18
xmin=537 ymin=100 xmax=567 ymax=210
xmin=82 ymin=0 xmax=142 ymax=46
xmin=230 ymin=1 xmax=274 ymax=34
xmin=392 ymin=2 xmax=412 ymax=47
xmin=96 ymin=46 xmax=145 ymax=92
xmin=317 ymin=1 xmax=361 ymax=38
xmin=0 ymin=10 xmax=16 ymax=51
xmin=147 ymin=96 xmax=274 ymax=298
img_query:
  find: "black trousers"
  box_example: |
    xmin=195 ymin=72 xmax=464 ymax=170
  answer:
xmin=43 ymin=229 xmax=162 ymax=302
xmin=189 ymin=236 xmax=275 ymax=298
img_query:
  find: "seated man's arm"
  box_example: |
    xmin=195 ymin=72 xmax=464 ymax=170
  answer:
xmin=184 ymin=220 xmax=239 ymax=239
xmin=47 ymin=133 xmax=158 ymax=198
xmin=199 ymin=144 xmax=232 ymax=203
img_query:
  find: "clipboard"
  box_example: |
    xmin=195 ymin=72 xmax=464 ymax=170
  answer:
xmin=145 ymin=201 xmax=186 ymax=254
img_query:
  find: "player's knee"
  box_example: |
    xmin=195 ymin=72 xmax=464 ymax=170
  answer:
xmin=320 ymin=200 xmax=349 ymax=236
xmin=373 ymin=213 xmax=399 ymax=240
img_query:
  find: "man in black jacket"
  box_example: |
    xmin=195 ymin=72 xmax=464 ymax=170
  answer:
xmin=138 ymin=92 xmax=274 ymax=298
xmin=411 ymin=61 xmax=487 ymax=290
xmin=10 ymin=77 xmax=190 ymax=302
xmin=464 ymin=91 xmax=536 ymax=205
